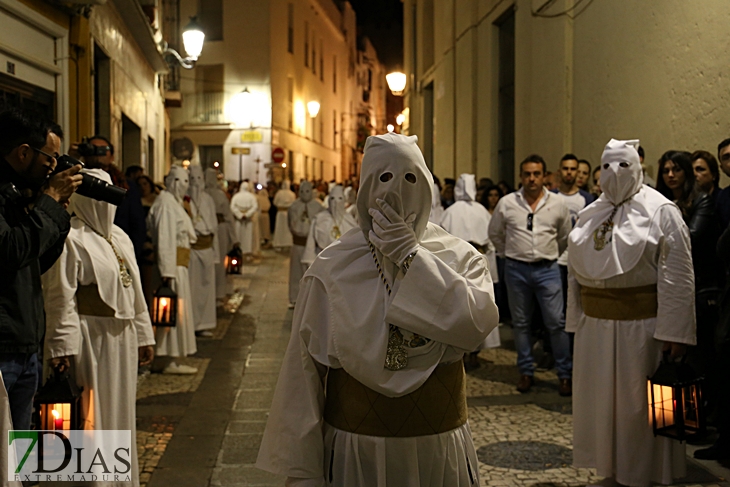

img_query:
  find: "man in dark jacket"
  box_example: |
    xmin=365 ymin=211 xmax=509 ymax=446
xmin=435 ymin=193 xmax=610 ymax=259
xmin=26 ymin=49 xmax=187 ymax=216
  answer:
xmin=0 ymin=110 xmax=82 ymax=430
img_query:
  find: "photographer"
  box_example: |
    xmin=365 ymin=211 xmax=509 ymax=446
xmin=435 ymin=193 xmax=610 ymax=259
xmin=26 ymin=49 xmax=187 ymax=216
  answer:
xmin=0 ymin=109 xmax=82 ymax=430
xmin=72 ymin=136 xmax=146 ymax=264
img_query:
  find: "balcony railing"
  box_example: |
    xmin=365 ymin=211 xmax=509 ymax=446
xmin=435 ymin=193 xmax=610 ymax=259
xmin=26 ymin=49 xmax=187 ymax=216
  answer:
xmin=193 ymin=92 xmax=225 ymax=123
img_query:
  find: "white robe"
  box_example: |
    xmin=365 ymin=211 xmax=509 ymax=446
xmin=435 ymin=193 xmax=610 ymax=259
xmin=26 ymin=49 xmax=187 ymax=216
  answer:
xmin=1 ymin=373 xmax=21 ymax=487
xmin=257 ymin=190 xmax=272 ymax=241
xmin=288 ymin=199 xmax=324 ymax=304
xmin=256 ymin=224 xmax=500 ymax=486
xmin=567 ymin=204 xmax=696 ymax=487
xmin=273 ymin=189 xmax=296 ymax=248
xmin=230 ymin=190 xmax=258 ymax=254
xmin=205 ymin=185 xmax=237 ymax=299
xmin=147 ymin=191 xmax=197 ymax=357
xmin=188 ymin=192 xmax=219 ymax=331
xmin=42 ymin=221 xmax=155 ymax=487
xmin=301 ymin=211 xmax=358 ymax=266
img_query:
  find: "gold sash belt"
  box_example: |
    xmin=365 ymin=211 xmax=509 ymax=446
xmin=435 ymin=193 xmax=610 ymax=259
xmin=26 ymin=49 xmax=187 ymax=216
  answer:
xmin=176 ymin=247 xmax=191 ymax=267
xmin=76 ymin=284 xmax=115 ymax=317
xmin=324 ymin=361 xmax=467 ymax=437
xmin=191 ymin=234 xmax=214 ymax=250
xmin=292 ymin=235 xmax=308 ymax=246
xmin=581 ymin=284 xmax=658 ymax=321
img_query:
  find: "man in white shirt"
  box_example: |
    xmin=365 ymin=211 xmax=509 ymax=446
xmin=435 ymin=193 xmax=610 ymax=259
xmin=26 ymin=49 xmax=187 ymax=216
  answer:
xmin=488 ymin=154 xmax=573 ymax=395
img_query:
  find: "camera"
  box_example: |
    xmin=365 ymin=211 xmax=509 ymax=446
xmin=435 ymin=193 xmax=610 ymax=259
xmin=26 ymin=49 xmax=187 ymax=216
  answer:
xmin=77 ymin=137 xmax=110 ymax=158
xmin=53 ymin=155 xmax=127 ymax=206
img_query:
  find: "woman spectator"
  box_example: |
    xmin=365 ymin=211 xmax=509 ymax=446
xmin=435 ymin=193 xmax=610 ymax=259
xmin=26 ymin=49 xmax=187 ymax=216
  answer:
xmin=591 ymin=166 xmax=602 ymax=198
xmin=137 ymin=175 xmax=158 ymax=217
xmin=576 ymin=160 xmax=592 ymax=192
xmin=497 ymin=179 xmax=514 ymax=195
xmin=481 ymin=185 xmax=503 ymax=215
xmin=657 ymin=150 xmax=721 ymax=412
xmin=691 ymin=150 xmax=721 ymax=204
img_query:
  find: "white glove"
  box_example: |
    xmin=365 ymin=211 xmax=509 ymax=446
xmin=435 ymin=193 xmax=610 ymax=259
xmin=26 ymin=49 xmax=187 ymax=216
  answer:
xmin=368 ymin=199 xmax=418 ymax=267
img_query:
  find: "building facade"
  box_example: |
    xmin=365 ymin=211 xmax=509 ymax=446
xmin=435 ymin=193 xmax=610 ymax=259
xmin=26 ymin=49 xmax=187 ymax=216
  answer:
xmin=0 ymin=0 xmax=169 ymax=181
xmin=403 ymin=0 xmax=730 ymax=185
xmin=169 ymin=0 xmax=387 ymax=184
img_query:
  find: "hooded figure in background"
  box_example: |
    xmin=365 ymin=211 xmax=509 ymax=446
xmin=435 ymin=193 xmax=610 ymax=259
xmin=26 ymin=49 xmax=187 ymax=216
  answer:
xmin=257 ymin=134 xmax=499 ymax=487
xmin=188 ymin=166 xmax=219 ymax=334
xmin=42 ymin=169 xmax=155 ymax=486
xmin=256 ymin=186 xmax=272 ymax=244
xmin=147 ymin=165 xmax=198 ymax=373
xmin=301 ymin=185 xmax=357 ymax=267
xmin=272 ymin=180 xmax=296 ymax=249
xmin=230 ymin=181 xmax=259 ymax=258
xmin=567 ymin=139 xmax=695 ymax=487
xmin=428 ymin=182 xmax=444 ymax=225
xmin=287 ymin=181 xmax=323 ymax=306
xmin=344 ymin=185 xmax=359 ymax=225
xmin=441 ymin=173 xmax=501 ymax=353
xmin=205 ymin=168 xmax=238 ymax=300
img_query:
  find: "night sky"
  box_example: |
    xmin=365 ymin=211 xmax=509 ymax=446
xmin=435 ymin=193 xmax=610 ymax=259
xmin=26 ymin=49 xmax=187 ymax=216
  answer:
xmin=348 ymin=0 xmax=404 ymax=71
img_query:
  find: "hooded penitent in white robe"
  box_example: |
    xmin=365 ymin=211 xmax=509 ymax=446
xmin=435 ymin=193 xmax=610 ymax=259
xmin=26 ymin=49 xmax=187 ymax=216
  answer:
xmin=301 ymin=185 xmax=358 ymax=266
xmin=567 ymin=139 xmax=696 ymax=487
xmin=230 ymin=182 xmax=259 ymax=255
xmin=287 ymin=181 xmax=324 ymax=304
xmin=440 ymin=174 xmax=500 ymax=348
xmin=256 ymin=134 xmax=500 ymax=487
xmin=188 ymin=166 xmax=219 ymax=331
xmin=344 ymin=186 xmax=359 ymax=226
xmin=1 ymin=373 xmax=21 ymax=487
xmin=273 ymin=181 xmax=296 ymax=248
xmin=205 ymin=169 xmax=238 ymax=299
xmin=428 ymin=182 xmax=444 ymax=225
xmin=42 ymin=169 xmax=156 ymax=487
xmin=147 ymin=166 xmax=197 ymax=357
xmin=257 ymin=188 xmax=272 ymax=242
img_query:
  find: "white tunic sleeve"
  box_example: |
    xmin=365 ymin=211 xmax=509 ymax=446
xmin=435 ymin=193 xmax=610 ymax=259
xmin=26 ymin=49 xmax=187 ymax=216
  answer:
xmin=654 ymin=205 xmax=696 ymax=344
xmin=565 ymin=269 xmax=582 ymax=333
xmin=152 ymin=201 xmax=179 ymax=279
xmin=42 ymin=240 xmax=82 ymax=358
xmin=256 ymin=277 xmax=329 ymax=479
xmin=385 ymin=249 xmax=499 ymax=351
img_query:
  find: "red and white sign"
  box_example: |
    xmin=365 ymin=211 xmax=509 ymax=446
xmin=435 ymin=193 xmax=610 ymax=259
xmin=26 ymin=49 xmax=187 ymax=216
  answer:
xmin=272 ymin=147 xmax=285 ymax=163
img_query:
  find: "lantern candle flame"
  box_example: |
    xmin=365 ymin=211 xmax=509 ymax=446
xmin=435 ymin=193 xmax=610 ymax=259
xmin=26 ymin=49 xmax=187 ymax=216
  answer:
xmin=51 ymin=408 xmax=63 ymax=430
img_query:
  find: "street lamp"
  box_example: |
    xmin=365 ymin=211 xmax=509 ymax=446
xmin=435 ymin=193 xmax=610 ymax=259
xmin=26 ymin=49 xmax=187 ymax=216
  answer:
xmin=387 ymin=124 xmax=395 ymax=133
xmin=230 ymin=87 xmax=255 ymax=128
xmin=162 ymin=17 xmax=206 ymax=70
xmin=396 ymin=113 xmax=405 ymax=126
xmin=386 ymin=72 xmax=407 ymax=96
xmin=307 ymin=101 xmax=321 ymax=118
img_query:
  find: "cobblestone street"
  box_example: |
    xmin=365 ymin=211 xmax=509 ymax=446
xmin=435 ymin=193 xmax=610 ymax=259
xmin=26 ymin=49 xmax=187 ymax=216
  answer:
xmin=137 ymin=249 xmax=730 ymax=487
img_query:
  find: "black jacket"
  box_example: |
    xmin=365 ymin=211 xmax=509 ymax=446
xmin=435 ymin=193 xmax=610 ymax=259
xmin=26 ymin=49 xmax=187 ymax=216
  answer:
xmin=0 ymin=158 xmax=70 ymax=353
xmin=686 ymin=191 xmax=722 ymax=292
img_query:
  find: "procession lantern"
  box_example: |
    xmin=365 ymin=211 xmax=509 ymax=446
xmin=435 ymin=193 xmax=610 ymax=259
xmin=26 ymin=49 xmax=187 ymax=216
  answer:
xmin=152 ymin=283 xmax=177 ymax=327
xmin=34 ymin=371 xmax=82 ymax=431
xmin=648 ymin=352 xmax=705 ymax=441
xmin=225 ymin=247 xmax=243 ymax=275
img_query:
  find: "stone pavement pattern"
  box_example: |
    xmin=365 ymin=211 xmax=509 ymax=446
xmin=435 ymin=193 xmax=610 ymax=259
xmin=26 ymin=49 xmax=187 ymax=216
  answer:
xmin=138 ymin=249 xmax=729 ymax=487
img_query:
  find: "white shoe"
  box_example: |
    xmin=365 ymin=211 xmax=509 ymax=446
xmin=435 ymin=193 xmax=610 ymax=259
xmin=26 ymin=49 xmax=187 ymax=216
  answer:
xmin=288 ymin=302 xmax=295 ymax=309
xmin=163 ymin=362 xmax=198 ymax=375
xmin=196 ymin=330 xmax=214 ymax=337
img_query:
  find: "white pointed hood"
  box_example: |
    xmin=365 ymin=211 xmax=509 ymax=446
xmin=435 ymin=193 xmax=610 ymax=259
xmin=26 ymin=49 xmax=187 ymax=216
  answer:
xmin=299 ymin=181 xmax=314 ymax=203
xmin=204 ymin=168 xmax=218 ymax=190
xmin=188 ymin=165 xmax=205 ymax=203
xmin=569 ymin=138 xmax=674 ymax=280
xmin=327 ymin=185 xmax=346 ymax=223
xmin=68 ymin=169 xmax=116 ymax=238
xmin=454 ymin=174 xmax=477 ymax=202
xmin=165 ymin=165 xmax=189 ymax=202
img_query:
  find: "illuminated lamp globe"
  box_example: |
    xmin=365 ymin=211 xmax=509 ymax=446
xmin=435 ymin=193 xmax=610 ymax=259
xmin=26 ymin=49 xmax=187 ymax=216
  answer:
xmin=307 ymin=101 xmax=321 ymax=118
xmin=387 ymin=124 xmax=395 ymax=133
xmin=182 ymin=17 xmax=205 ymax=60
xmin=396 ymin=113 xmax=405 ymax=126
xmin=386 ymin=72 xmax=407 ymax=96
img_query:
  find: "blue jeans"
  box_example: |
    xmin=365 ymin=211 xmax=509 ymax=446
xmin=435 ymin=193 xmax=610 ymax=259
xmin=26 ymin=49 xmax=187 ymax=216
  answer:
xmin=0 ymin=352 xmax=39 ymax=430
xmin=504 ymin=259 xmax=572 ymax=379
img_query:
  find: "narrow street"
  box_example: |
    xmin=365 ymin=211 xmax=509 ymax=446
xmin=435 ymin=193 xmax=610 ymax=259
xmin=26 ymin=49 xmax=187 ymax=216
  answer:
xmin=137 ymin=250 xmax=730 ymax=487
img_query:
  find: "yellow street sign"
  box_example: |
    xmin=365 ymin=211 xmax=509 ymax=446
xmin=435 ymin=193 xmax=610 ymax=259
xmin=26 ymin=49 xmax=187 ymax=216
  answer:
xmin=241 ymin=130 xmax=263 ymax=143
xmin=231 ymin=147 xmax=251 ymax=155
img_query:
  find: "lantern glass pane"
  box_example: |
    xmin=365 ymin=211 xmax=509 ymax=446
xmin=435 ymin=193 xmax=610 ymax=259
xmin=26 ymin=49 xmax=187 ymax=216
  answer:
xmin=682 ymin=385 xmax=700 ymax=428
xmin=652 ymin=384 xmax=675 ymax=429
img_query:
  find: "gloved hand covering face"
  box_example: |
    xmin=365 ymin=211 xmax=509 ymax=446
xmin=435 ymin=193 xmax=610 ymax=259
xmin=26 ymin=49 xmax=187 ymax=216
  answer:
xmin=165 ymin=165 xmax=190 ymax=202
xmin=69 ymin=168 xmax=116 ymax=238
xmin=600 ymin=139 xmax=643 ymax=205
xmin=188 ymin=165 xmax=205 ymax=202
xmin=299 ymin=181 xmax=314 ymax=202
xmin=356 ymin=134 xmax=434 ymax=264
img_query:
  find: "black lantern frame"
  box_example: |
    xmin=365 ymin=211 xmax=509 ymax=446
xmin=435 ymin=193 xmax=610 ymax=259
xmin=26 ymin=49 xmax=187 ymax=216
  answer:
xmin=648 ymin=352 xmax=705 ymax=442
xmin=225 ymin=247 xmax=243 ymax=275
xmin=152 ymin=282 xmax=177 ymax=327
xmin=34 ymin=371 xmax=82 ymax=431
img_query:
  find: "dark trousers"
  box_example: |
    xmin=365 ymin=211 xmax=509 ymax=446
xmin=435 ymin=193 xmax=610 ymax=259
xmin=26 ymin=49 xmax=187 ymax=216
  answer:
xmin=0 ymin=352 xmax=39 ymax=430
